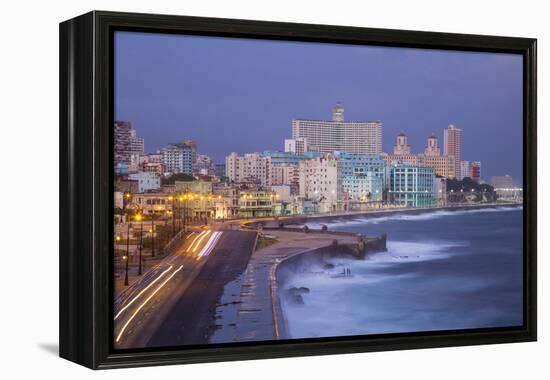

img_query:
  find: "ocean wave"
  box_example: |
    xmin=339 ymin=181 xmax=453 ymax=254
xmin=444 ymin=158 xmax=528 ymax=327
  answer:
xmin=296 ymin=206 xmax=521 ymax=229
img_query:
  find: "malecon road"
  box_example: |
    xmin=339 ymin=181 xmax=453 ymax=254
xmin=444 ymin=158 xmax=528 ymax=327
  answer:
xmin=114 ymin=228 xmax=257 ymax=349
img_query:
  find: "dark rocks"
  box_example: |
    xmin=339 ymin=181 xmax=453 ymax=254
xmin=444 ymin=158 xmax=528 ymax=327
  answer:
xmin=285 ymin=286 xmax=310 ymax=306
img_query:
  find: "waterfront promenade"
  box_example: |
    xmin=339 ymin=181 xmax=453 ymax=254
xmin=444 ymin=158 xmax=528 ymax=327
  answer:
xmin=210 ymin=229 xmax=377 ymax=343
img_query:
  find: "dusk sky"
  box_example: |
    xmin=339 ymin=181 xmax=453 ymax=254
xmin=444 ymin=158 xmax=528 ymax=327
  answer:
xmin=114 ymin=31 xmax=523 ymax=183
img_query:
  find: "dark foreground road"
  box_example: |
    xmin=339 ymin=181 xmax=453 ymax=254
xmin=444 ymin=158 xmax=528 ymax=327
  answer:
xmin=114 ymin=229 xmax=256 ymax=349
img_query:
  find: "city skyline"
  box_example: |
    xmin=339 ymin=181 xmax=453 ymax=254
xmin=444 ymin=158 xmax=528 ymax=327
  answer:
xmin=114 ymin=31 xmax=523 ymax=182
xmin=111 ymin=29 xmax=525 ymax=351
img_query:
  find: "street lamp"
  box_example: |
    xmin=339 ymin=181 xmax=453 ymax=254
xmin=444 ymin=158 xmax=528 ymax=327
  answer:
xmin=151 ymin=206 xmax=158 ymax=257
xmin=124 ymin=217 xmax=131 ymax=286
xmin=179 ymin=195 xmax=185 ymax=231
xmin=168 ymin=195 xmax=175 ymax=237
xmin=135 ymin=213 xmax=144 ymax=275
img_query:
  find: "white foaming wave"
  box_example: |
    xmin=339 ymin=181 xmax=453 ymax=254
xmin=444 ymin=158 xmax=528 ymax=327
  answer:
xmin=282 ymin=239 xmax=472 ymax=339
xmin=295 ymin=206 xmax=521 ymax=228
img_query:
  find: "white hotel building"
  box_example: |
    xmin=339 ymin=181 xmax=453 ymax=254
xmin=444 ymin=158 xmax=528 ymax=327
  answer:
xmin=291 ymin=102 xmax=383 ymax=155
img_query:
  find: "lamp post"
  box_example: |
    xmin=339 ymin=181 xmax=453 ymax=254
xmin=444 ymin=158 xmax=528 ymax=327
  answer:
xmin=168 ymin=195 xmax=175 ymax=237
xmin=124 ymin=217 xmax=131 ymax=286
xmin=135 ymin=213 xmax=144 ymax=275
xmin=151 ymin=209 xmax=155 ymax=257
xmin=178 ymin=195 xmax=184 ymax=232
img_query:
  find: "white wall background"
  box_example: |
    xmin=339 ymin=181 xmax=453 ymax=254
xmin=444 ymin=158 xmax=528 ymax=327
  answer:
xmin=0 ymin=0 xmax=546 ymax=378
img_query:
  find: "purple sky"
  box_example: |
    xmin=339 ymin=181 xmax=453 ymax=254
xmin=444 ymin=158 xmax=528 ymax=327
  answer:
xmin=114 ymin=31 xmax=523 ymax=183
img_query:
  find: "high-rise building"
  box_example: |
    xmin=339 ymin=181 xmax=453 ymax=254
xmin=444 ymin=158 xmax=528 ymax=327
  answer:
xmin=129 ymin=129 xmax=144 ymax=155
xmin=114 ymin=121 xmax=144 ymax=166
xmin=161 ymin=144 xmax=193 ymax=175
xmin=291 ymin=102 xmax=383 ymax=154
xmin=225 ymin=152 xmax=271 ymax=186
xmin=184 ymin=140 xmax=198 ymax=166
xmin=444 ymin=124 xmax=463 ymax=178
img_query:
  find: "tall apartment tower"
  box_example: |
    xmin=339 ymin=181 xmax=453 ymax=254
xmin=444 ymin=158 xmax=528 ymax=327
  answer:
xmin=291 ymin=103 xmax=383 ymax=154
xmin=443 ymin=124 xmax=463 ymax=178
xmin=114 ymin=121 xmax=144 ymax=167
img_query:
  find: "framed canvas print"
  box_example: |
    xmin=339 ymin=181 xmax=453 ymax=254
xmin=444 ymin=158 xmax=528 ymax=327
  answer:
xmin=59 ymin=11 xmax=537 ymax=369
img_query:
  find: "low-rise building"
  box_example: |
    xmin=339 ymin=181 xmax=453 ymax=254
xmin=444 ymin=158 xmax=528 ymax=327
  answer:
xmin=128 ymin=172 xmax=161 ymax=193
xmin=142 ymin=162 xmax=165 ymax=176
xmin=132 ymin=192 xmax=171 ymax=216
xmin=212 ymin=184 xmax=240 ymax=219
xmin=239 ymin=190 xmax=276 ymax=218
xmin=225 ymin=152 xmax=271 ymax=186
xmin=388 ymin=163 xmax=436 ymax=208
xmin=284 ymin=137 xmax=309 ymax=154
xmin=271 ymin=185 xmax=291 ymax=202
xmin=174 ymin=179 xmax=213 ymax=195
xmin=490 ymin=175 xmax=514 ymax=189
xmin=469 ymin=161 xmax=481 ymax=183
xmin=435 ymin=176 xmax=447 ymax=206
xmin=115 ymin=177 xmax=139 ymax=194
xmin=194 ymin=154 xmax=215 ymax=176
xmin=342 ymin=173 xmax=383 ymax=203
xmin=298 ymin=154 xmax=341 ymax=213
xmin=459 ymin=160 xmax=470 ymax=180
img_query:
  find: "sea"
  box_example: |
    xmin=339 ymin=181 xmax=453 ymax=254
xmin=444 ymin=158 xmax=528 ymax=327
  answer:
xmin=281 ymin=207 xmax=524 ymax=339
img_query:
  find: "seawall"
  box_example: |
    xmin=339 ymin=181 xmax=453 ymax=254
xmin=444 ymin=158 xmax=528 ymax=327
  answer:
xmin=244 ymin=202 xmax=522 ymax=230
xmin=210 ymin=228 xmax=386 ymax=342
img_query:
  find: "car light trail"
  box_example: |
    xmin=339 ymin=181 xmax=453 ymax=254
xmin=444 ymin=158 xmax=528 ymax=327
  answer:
xmin=191 ymin=230 xmax=211 ymax=253
xmin=114 ymin=265 xmax=173 ymax=320
xmin=187 ymin=230 xmax=207 ymax=252
xmin=116 ymin=265 xmax=184 ymax=343
xmin=196 ymin=231 xmax=223 ymax=259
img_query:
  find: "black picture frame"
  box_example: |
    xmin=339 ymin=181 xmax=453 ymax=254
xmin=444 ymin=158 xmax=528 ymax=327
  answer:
xmin=59 ymin=10 xmax=537 ymax=369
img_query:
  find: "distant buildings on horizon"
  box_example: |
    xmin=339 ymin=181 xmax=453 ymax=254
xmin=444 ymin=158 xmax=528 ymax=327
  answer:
xmin=113 ymin=102 xmax=516 ymax=216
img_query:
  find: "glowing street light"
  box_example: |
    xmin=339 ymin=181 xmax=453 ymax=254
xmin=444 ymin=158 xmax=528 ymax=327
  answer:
xmin=135 ymin=213 xmax=144 ymax=275
xmin=124 ymin=216 xmax=132 ymax=286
